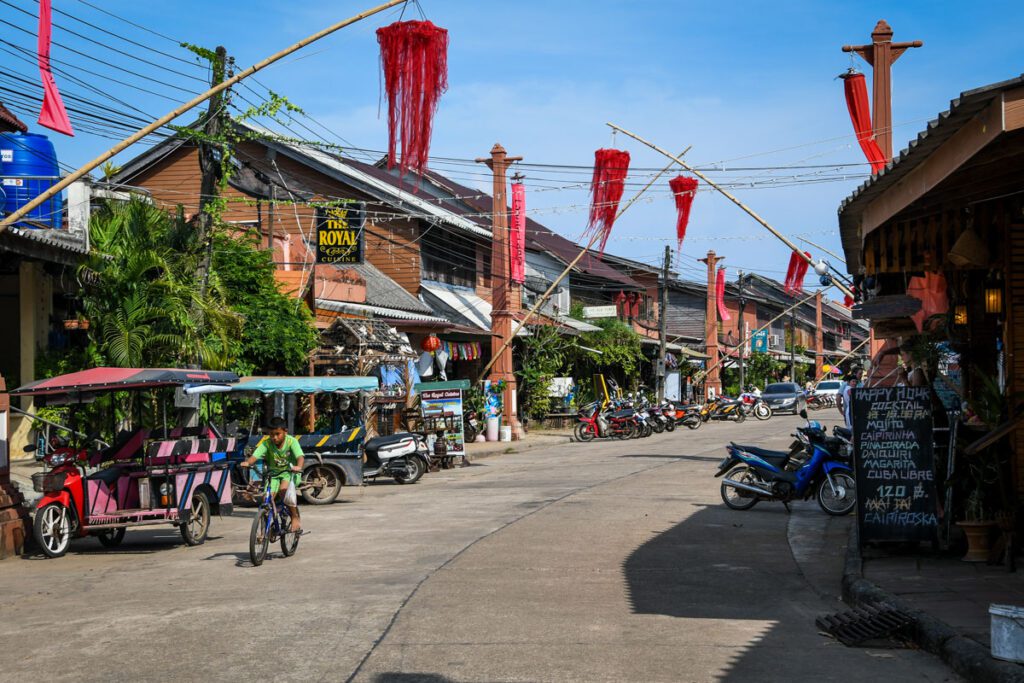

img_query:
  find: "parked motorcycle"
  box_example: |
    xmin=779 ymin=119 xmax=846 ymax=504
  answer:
xmin=361 ymin=432 xmax=432 ymax=484
xmin=668 ymin=402 xmax=702 ymax=429
xmin=462 ymin=410 xmax=481 ymax=442
xmin=700 ymin=396 xmax=746 ymax=423
xmin=714 ymin=410 xmax=856 ymax=515
xmin=575 ymin=401 xmax=635 ymax=441
xmin=740 ymin=392 xmax=772 ymax=421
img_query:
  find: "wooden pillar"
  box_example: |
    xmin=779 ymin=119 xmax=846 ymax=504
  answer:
xmin=700 ymin=251 xmax=724 ymax=399
xmin=815 ymin=291 xmax=824 ymax=381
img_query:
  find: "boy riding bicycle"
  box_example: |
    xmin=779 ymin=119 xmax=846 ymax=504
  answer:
xmin=240 ymin=417 xmax=304 ymax=533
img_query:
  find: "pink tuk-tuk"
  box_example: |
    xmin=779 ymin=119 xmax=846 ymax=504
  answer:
xmin=14 ymin=368 xmax=239 ymax=558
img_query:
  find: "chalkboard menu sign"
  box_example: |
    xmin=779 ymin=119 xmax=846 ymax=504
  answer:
xmin=852 ymin=386 xmax=938 ymax=544
xmin=315 ymin=203 xmax=365 ymax=264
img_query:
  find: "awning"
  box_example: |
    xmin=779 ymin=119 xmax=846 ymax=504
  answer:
xmin=230 ymin=376 xmax=379 ymax=394
xmin=13 ymin=367 xmax=240 ymax=396
xmin=420 ymin=283 xmax=492 ymax=332
xmin=558 ymin=317 xmax=602 ymax=333
xmin=414 ymin=379 xmax=471 ymax=392
xmin=316 ymin=298 xmax=449 ymax=324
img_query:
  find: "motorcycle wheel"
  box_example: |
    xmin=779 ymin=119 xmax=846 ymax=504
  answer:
xmin=302 ymin=465 xmax=342 ymax=505
xmin=464 ymin=422 xmax=478 ymax=442
xmin=616 ymin=421 xmax=635 ymax=440
xmin=640 ymin=422 xmax=652 ymax=438
xmin=665 ymin=419 xmax=676 ymax=433
xmin=394 ymin=456 xmax=426 ymax=485
xmin=754 ymin=403 xmax=772 ymax=420
xmin=720 ymin=466 xmax=761 ymax=511
xmin=651 ymin=419 xmax=665 ymax=434
xmin=731 ymin=410 xmax=746 ymax=424
xmin=34 ymin=502 xmax=72 ymax=558
xmin=574 ymin=422 xmax=596 ymax=442
xmin=817 ymin=473 xmax=856 ymax=516
xmin=685 ymin=417 xmax=701 ymax=430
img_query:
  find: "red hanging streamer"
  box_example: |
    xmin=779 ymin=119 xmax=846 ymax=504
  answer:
xmin=669 ymin=176 xmax=698 ymax=249
xmin=584 ymin=148 xmax=630 ymax=254
xmin=841 ymin=71 xmax=885 ymax=173
xmin=716 ymin=267 xmax=730 ymax=321
xmin=784 ymin=251 xmax=812 ymax=295
xmin=843 ymin=295 xmax=855 ymax=308
xmin=36 ymin=0 xmax=73 ymax=136
xmin=509 ymin=182 xmax=526 ymax=284
xmin=377 ymin=20 xmax=448 ymax=176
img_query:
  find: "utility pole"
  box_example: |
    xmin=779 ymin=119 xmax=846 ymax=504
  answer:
xmin=700 ymin=250 xmax=724 ymax=400
xmin=815 ymin=291 xmax=824 ymax=382
xmin=737 ymin=271 xmax=746 ymax=391
xmin=657 ymin=245 xmax=670 ymax=402
xmin=476 ymin=144 xmax=524 ymax=440
xmin=789 ymin=308 xmax=797 ymax=381
xmin=194 ymin=45 xmax=228 ymax=305
xmin=842 ymin=20 xmax=923 ymax=160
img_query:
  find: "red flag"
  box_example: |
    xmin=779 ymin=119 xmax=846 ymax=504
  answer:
xmin=36 ymin=0 xmax=73 ymax=136
xmin=669 ymin=176 xmax=698 ymax=248
xmin=841 ymin=71 xmax=884 ymax=173
xmin=784 ymin=251 xmax=812 ymax=295
xmin=509 ymin=182 xmax=526 ymax=284
xmin=716 ymin=267 xmax=731 ymax=321
xmin=584 ymin=148 xmax=630 ymax=254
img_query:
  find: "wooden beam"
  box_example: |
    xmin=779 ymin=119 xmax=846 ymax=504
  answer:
xmin=861 ymin=97 xmax=1004 ymax=236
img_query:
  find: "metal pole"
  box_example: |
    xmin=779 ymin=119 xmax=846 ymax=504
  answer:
xmin=0 ymin=0 xmax=408 ymax=232
xmin=657 ymin=245 xmax=670 ymax=402
xmin=790 ymin=309 xmax=796 ymax=381
xmin=605 ymin=122 xmax=854 ymax=299
xmin=737 ymin=271 xmax=745 ymax=391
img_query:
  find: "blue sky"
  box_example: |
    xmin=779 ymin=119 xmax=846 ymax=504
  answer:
xmin=2 ymin=0 xmax=1022 ymax=286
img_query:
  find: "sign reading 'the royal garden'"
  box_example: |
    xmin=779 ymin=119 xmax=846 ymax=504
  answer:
xmin=315 ymin=203 xmax=365 ymax=264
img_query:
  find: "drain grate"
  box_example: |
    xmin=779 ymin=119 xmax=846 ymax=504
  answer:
xmin=816 ymin=605 xmax=914 ymax=647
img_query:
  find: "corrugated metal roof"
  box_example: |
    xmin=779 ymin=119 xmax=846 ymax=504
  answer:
xmin=0 ymin=102 xmax=28 ymax=133
xmin=316 ymin=298 xmax=448 ymax=323
xmin=0 ymin=226 xmax=88 ymax=265
xmin=837 ymin=74 xmax=1024 ymax=271
xmin=338 ymin=262 xmax=433 ymax=315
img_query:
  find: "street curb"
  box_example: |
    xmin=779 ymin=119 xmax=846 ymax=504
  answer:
xmin=842 ymin=525 xmax=1024 ymax=683
xmin=464 ymin=433 xmax=572 ymax=462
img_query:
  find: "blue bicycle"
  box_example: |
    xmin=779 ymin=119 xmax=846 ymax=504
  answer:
xmin=240 ymin=467 xmax=300 ymax=567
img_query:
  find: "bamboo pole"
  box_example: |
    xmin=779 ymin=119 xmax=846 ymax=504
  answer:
xmin=797 ymin=234 xmax=847 ymax=264
xmin=0 ymin=0 xmax=408 ymax=232
xmin=605 ymin=122 xmax=855 ymax=300
xmin=477 ymin=146 xmax=692 ymax=380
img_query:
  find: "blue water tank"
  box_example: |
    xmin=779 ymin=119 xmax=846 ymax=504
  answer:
xmin=0 ymin=132 xmax=63 ymax=229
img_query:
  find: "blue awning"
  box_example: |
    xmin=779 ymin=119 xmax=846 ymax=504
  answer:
xmin=229 ymin=376 xmax=379 ymax=394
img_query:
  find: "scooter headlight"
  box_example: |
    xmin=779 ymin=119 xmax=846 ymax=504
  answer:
xmin=48 ymin=453 xmax=67 ymax=466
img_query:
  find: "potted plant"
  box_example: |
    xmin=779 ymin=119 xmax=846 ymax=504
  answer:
xmin=956 ymin=452 xmax=1002 ymax=561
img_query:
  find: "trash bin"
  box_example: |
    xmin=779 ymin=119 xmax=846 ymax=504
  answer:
xmin=991 ymin=604 xmax=1024 ymax=663
xmin=486 ymin=416 xmax=500 ymax=441
xmin=499 ymin=426 xmax=512 ymax=442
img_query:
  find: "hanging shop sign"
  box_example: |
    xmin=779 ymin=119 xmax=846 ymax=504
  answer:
xmin=751 ymin=329 xmax=769 ymax=353
xmin=315 ymin=203 xmax=365 ymax=264
xmin=852 ymin=386 xmax=938 ymax=545
xmin=583 ymin=305 xmax=618 ymax=319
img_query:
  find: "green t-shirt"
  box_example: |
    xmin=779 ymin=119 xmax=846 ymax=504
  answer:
xmin=252 ymin=435 xmax=303 ymax=476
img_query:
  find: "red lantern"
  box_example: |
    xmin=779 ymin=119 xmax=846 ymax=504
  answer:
xmin=421 ymin=334 xmax=441 ymax=352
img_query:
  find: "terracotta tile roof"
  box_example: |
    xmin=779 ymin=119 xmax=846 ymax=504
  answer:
xmin=0 ymin=103 xmax=27 ymax=133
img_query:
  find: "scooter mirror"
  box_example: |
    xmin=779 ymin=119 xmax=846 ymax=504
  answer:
xmin=799 ymin=409 xmax=808 ymax=420
xmin=23 ymin=443 xmax=36 ymax=452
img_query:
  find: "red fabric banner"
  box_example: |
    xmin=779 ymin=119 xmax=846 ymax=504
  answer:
xmin=509 ymin=182 xmax=526 ymax=284
xmin=37 ymin=0 xmax=73 ymax=136
xmin=584 ymin=148 xmax=630 ymax=254
xmin=377 ymin=20 xmax=448 ymax=176
xmin=669 ymin=176 xmax=698 ymax=249
xmin=716 ymin=267 xmax=730 ymax=322
xmin=783 ymin=251 xmax=812 ymax=295
xmin=842 ymin=72 xmax=884 ymax=173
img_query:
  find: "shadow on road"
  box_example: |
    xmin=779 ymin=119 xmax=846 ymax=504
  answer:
xmin=618 ymin=453 xmax=722 ymax=462
xmin=623 ymin=501 xmax=845 ymax=681
xmin=372 ymin=675 xmax=454 ymax=683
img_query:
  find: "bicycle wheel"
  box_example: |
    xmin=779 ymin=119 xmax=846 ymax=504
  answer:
xmin=249 ymin=508 xmax=271 ymax=567
xmin=280 ymin=509 xmax=300 ymax=557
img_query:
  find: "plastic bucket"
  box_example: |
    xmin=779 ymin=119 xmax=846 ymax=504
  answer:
xmin=499 ymin=426 xmax=512 ymax=442
xmin=486 ymin=416 xmax=500 ymax=441
xmin=991 ymin=604 xmax=1024 ymax=663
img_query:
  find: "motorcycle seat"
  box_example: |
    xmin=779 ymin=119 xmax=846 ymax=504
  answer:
xmin=364 ymin=433 xmax=414 ymax=455
xmin=731 ymin=443 xmax=792 ymax=468
xmin=834 ymin=426 xmax=852 ymax=440
xmin=608 ymin=409 xmax=634 ymax=419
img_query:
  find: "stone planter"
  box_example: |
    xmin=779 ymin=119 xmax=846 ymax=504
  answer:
xmin=957 ymin=520 xmax=996 ymax=562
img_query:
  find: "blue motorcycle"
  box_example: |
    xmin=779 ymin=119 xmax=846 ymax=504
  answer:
xmin=714 ymin=410 xmax=856 ymax=515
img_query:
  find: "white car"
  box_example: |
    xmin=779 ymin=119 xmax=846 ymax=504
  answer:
xmin=813 ymin=379 xmax=843 ymax=397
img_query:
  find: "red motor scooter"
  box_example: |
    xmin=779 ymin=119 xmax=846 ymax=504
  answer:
xmin=574 ymin=401 xmax=636 ymax=441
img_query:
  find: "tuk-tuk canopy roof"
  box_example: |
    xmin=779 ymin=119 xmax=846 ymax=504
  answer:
xmin=229 ymin=376 xmax=379 ymax=394
xmin=12 ymin=367 xmax=240 ymax=397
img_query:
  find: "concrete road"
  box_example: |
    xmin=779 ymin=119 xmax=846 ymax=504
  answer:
xmin=0 ymin=415 xmax=958 ymax=682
